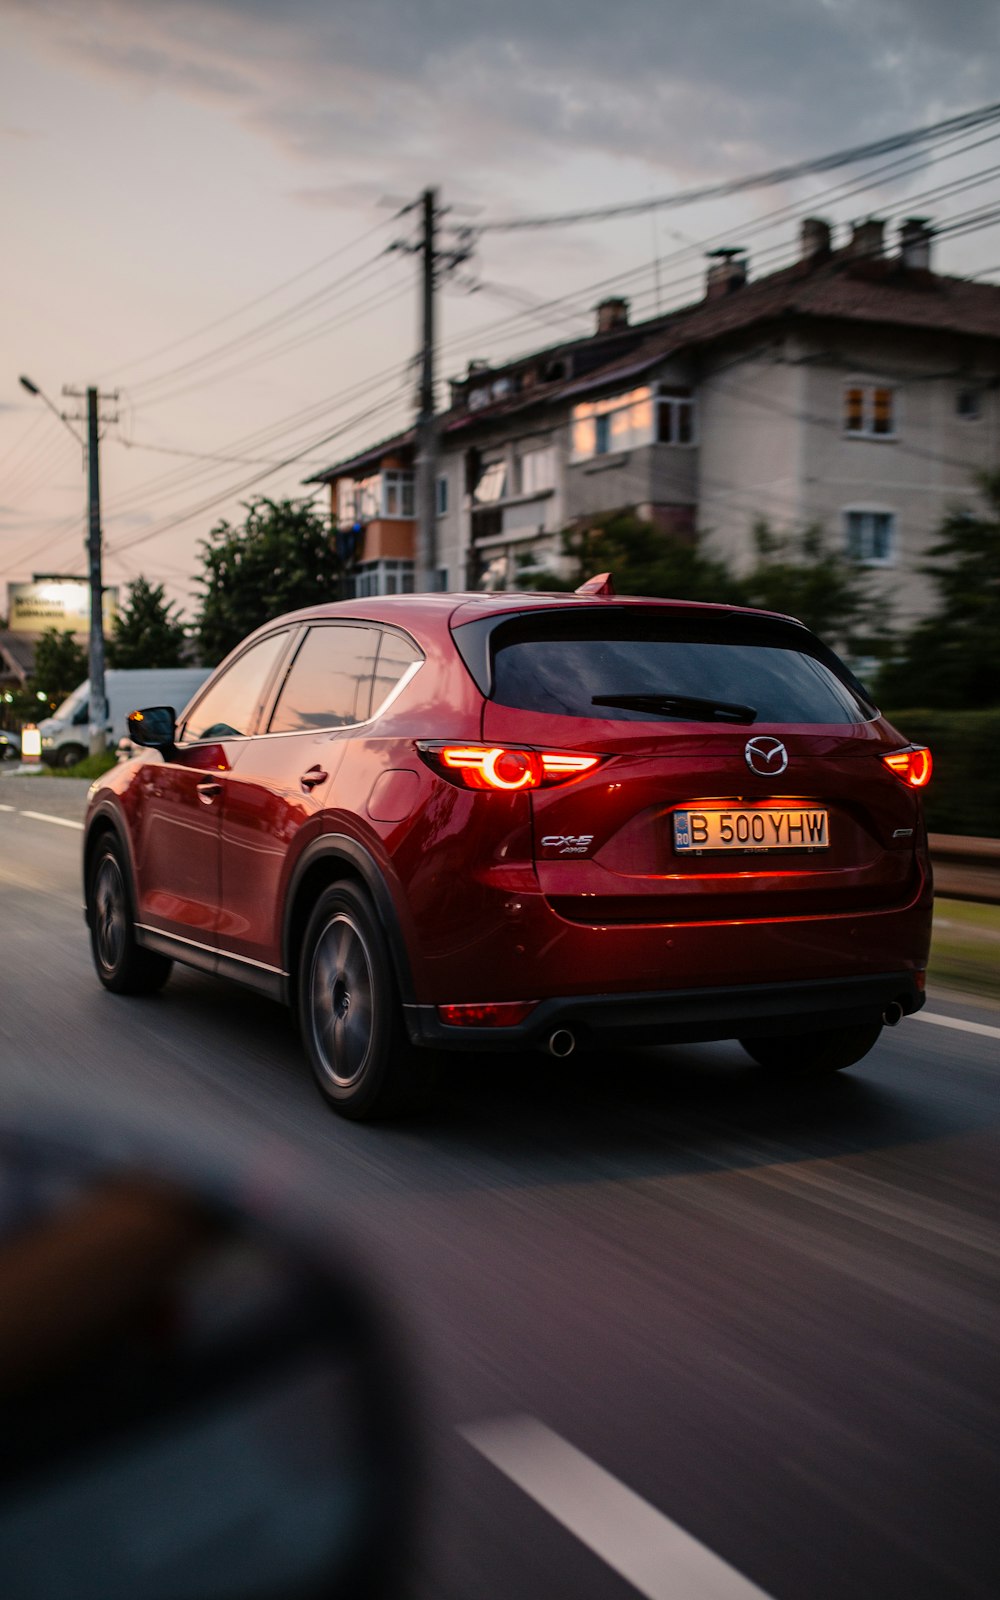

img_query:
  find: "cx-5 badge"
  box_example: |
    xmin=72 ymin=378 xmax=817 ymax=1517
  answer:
xmin=745 ymin=736 xmax=788 ymax=777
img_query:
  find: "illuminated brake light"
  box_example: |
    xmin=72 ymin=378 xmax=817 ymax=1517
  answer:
xmin=441 ymin=745 xmax=540 ymax=790
xmin=438 ymin=1001 xmax=538 ymax=1027
xmin=420 ymin=743 xmax=602 ymax=791
xmin=882 ymin=746 xmax=932 ymax=788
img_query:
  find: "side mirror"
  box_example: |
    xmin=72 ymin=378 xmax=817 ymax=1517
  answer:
xmin=127 ymin=705 xmax=176 ymax=750
xmin=0 ymin=1122 xmax=417 ymax=1599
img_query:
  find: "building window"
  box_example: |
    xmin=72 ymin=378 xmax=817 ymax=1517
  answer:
xmin=844 ymin=509 xmax=895 ymax=564
xmin=436 ymin=474 xmax=449 ymax=516
xmin=956 ymin=389 xmax=982 ymax=420
xmin=512 ymin=444 xmax=556 ymax=496
xmin=382 ymin=470 xmax=415 ymax=518
xmin=337 ymin=471 xmax=414 ymax=525
xmin=656 ymin=390 xmax=696 ymax=445
xmin=473 ymin=459 xmax=508 ymax=504
xmin=844 ymin=384 xmax=895 ymax=437
xmin=350 ymin=560 xmax=415 ymax=597
xmin=571 ymin=387 xmax=655 ymax=460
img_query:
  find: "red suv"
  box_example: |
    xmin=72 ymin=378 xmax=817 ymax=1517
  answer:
xmin=83 ymin=591 xmax=933 ymax=1119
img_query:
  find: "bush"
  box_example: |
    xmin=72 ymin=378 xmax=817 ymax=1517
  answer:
xmin=882 ymin=708 xmax=1000 ymax=837
xmin=50 ymin=751 xmax=117 ymax=781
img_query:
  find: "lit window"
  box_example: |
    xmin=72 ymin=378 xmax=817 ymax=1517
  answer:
xmin=844 ymin=384 xmax=895 ymax=438
xmin=571 ymin=387 xmax=655 ymax=460
xmin=845 ymin=510 xmax=895 ymax=564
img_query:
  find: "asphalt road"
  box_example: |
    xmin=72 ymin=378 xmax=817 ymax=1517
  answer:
xmin=1 ymin=774 xmax=999 ymax=1599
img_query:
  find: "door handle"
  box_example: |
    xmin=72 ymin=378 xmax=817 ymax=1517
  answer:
xmin=197 ymin=780 xmax=222 ymax=801
xmin=300 ymin=767 xmax=329 ymax=790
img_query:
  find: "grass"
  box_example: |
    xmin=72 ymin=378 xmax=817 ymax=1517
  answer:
xmin=929 ymin=898 xmax=1000 ymax=1002
xmin=47 ymin=752 xmax=117 ymax=780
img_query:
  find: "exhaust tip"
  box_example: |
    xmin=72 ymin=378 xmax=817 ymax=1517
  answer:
xmin=883 ymin=1001 xmax=905 ymax=1027
xmin=546 ymin=1028 xmax=576 ymax=1058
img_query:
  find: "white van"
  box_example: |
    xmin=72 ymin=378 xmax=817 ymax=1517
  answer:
xmin=40 ymin=668 xmax=212 ymax=768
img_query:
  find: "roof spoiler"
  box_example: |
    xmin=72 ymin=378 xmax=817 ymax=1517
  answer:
xmin=574 ymin=572 xmax=616 ymax=597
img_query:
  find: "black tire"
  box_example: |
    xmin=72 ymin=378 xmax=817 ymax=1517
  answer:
xmin=298 ymin=882 xmax=434 ymax=1121
xmin=740 ymin=1021 xmax=883 ymax=1075
xmin=87 ymin=834 xmax=173 ymax=995
xmin=56 ymin=743 xmax=87 ymax=769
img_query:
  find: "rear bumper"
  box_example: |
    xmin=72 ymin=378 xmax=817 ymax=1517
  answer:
xmin=403 ymin=971 xmax=925 ymax=1052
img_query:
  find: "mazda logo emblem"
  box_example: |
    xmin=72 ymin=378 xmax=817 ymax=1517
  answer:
xmin=745 ymin=736 xmax=788 ymax=777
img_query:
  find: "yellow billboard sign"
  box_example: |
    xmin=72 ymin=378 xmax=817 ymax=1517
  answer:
xmin=7 ymin=579 xmax=119 ymax=635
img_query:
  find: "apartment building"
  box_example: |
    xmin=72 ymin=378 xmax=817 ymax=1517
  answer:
xmin=307 ymin=216 xmax=1000 ymax=624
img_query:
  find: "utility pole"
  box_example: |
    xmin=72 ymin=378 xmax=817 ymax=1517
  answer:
xmin=414 ymin=187 xmax=438 ymax=592
xmin=392 ymin=190 xmax=475 ymax=593
xmin=64 ymin=385 xmax=118 ymax=756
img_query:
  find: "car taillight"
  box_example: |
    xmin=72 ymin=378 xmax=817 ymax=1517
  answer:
xmin=418 ymin=743 xmax=602 ymax=791
xmin=881 ymin=746 xmax=932 ymax=787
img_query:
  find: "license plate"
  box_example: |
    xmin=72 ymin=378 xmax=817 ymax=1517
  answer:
xmin=673 ymin=807 xmax=829 ymax=853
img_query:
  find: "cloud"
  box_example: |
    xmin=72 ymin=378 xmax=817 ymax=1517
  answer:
xmin=4 ymin=0 xmax=998 ymax=200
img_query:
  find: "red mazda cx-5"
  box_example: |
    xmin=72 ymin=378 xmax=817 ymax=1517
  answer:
xmin=83 ymin=589 xmax=933 ymax=1119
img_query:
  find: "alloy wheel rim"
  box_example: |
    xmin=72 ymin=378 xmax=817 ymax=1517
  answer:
xmin=309 ymin=913 xmax=374 ymax=1089
xmin=94 ymin=856 xmax=126 ymax=974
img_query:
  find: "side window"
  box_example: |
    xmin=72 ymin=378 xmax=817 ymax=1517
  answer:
xmin=268 ymin=626 xmax=381 ymax=734
xmin=371 ymin=630 xmax=423 ymax=715
xmin=182 ymin=632 xmax=290 ymax=743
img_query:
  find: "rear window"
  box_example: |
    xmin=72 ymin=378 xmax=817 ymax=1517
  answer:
xmin=477 ymin=610 xmax=874 ymax=725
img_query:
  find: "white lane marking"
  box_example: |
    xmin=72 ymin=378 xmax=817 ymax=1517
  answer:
xmin=459 ymin=1415 xmax=772 ymax=1600
xmin=18 ymin=810 xmax=84 ymax=831
xmin=0 ymin=803 xmax=15 ymax=812
xmin=918 ymin=1011 xmax=1000 ymax=1042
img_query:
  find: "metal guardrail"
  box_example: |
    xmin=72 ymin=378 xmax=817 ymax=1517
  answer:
xmin=930 ymin=834 xmax=1000 ymax=905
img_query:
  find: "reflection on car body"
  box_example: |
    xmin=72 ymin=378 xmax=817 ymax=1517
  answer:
xmin=82 ymin=589 xmax=933 ymax=1120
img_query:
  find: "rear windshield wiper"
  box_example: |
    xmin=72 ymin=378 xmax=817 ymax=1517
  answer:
xmin=591 ymin=692 xmax=757 ymax=724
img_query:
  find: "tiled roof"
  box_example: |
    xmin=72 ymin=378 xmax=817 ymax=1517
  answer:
xmin=305 ymin=425 xmax=415 ymax=485
xmin=308 ymin=246 xmax=1000 ymax=479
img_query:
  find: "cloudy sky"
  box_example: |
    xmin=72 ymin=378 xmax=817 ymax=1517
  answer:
xmin=2 ymin=0 xmax=998 ymax=617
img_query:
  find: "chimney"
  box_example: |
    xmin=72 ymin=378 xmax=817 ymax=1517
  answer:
xmin=899 ymin=216 xmax=933 ymax=271
xmin=595 ymin=296 xmax=629 ymax=334
xmin=800 ymin=217 xmax=832 ymax=263
xmin=705 ymin=248 xmax=747 ymax=299
xmin=847 ymin=219 xmax=885 ymax=259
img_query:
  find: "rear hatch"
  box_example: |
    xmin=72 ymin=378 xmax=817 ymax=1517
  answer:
xmin=463 ymin=604 xmax=924 ymax=925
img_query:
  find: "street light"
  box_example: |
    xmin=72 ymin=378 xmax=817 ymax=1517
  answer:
xmin=18 ymin=375 xmax=85 ymax=445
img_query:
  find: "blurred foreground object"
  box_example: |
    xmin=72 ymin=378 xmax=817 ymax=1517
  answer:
xmin=0 ymin=1123 xmax=416 ymax=1599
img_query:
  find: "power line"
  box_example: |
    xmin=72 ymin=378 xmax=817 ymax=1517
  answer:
xmin=97 ymin=214 xmax=399 ymax=384
xmin=127 ymin=248 xmax=397 ymax=399
xmin=138 ymin=271 xmax=411 ymax=410
xmin=477 ymin=99 xmax=1000 ymax=231
xmin=103 ymin=389 xmax=409 ymax=562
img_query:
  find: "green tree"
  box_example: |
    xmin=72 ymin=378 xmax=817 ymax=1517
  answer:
xmin=521 ymin=512 xmax=742 ymax=603
xmin=30 ymin=629 xmax=87 ymax=707
xmin=107 ymin=576 xmax=187 ymax=669
xmin=739 ymin=520 xmax=881 ymax=654
xmin=875 ymin=472 xmax=1000 ymax=709
xmin=195 ymin=497 xmax=341 ymax=663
